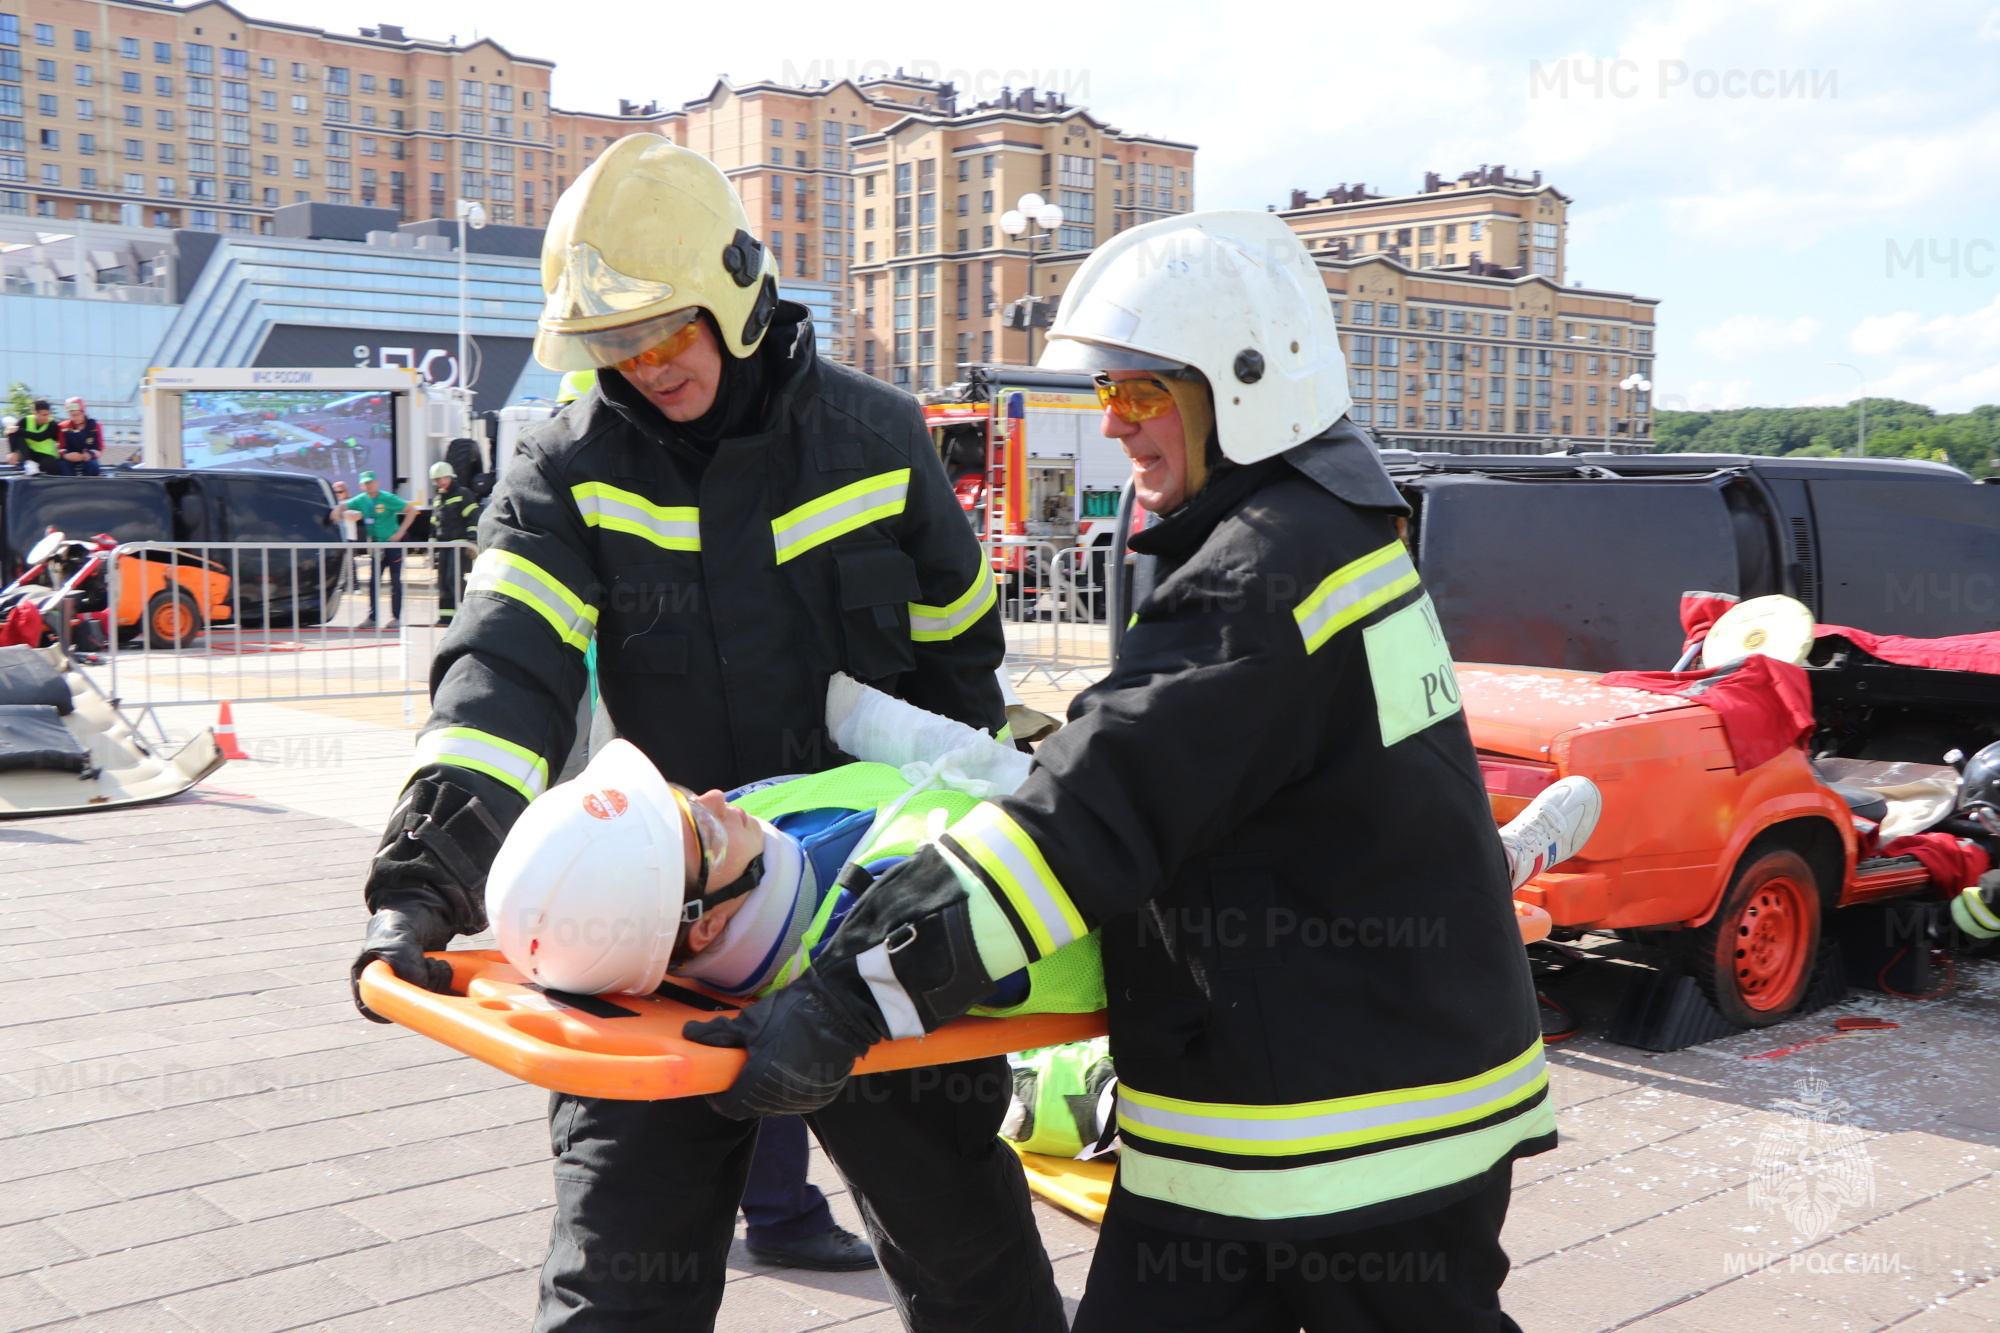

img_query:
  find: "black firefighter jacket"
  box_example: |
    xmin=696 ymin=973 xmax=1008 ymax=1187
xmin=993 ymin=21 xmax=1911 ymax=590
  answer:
xmin=409 ymin=303 xmax=1004 ymax=932
xmin=941 ymin=420 xmax=1554 ymax=1240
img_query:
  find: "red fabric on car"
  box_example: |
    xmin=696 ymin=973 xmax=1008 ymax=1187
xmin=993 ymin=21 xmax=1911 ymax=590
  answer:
xmin=0 ymin=602 xmax=49 ymax=649
xmin=1678 ymin=591 xmax=1741 ymax=655
xmin=1600 ymin=654 xmax=1816 ymax=774
xmin=1815 ymin=625 xmax=2000 ymax=675
xmin=1880 ymin=831 xmax=1990 ymax=895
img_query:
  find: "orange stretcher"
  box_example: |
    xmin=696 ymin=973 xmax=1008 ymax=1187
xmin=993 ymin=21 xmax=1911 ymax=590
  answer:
xmin=358 ymin=951 xmax=1109 ymax=1101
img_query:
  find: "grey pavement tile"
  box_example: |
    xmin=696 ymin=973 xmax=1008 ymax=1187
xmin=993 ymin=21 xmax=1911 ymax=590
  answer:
xmin=32 ymin=1234 xmax=247 ymax=1314
xmin=464 ymin=1267 xmax=540 ymax=1322
xmin=82 ymin=1143 xmax=263 ymax=1200
xmin=0 ymin=1219 xmax=83 ymax=1277
xmin=210 ymin=1119 xmax=391 ymax=1173
xmin=313 ymin=1285 xmax=516 ymax=1333
xmin=318 ymin=1229 xmax=522 ymax=1304
xmin=185 ymin=1207 xmax=384 ymax=1278
xmin=708 ymin=1272 xmax=858 ymax=1331
xmin=0 ymin=1124 xmax=132 ymax=1184
xmin=159 ymin=1264 xmax=374 ymax=1333
xmin=42 ymin=1190 xmax=241 ymax=1256
xmin=327 ymin=1140 xmax=517 ymax=1197
xmin=0 ymin=1272 xmax=77 ymax=1333
xmin=83 ymin=1101 xmax=265 ymax=1156
xmin=449 ymin=1121 xmax=553 ymax=1169
xmin=453 ymin=1163 xmax=555 ymax=1212
xmin=35 ymin=1301 xmax=202 ymax=1332
xmin=337 ymin=1087 xmax=541 ymax=1148
xmin=0 ymin=1168 xmax=123 ymax=1227
xmin=457 ymin=1211 xmax=552 ymax=1269
xmin=194 ymin=1160 xmax=382 ymax=1224
xmin=331 ymin=1178 xmax=530 ymax=1242
xmin=27 ymin=1033 xmax=187 ymax=1064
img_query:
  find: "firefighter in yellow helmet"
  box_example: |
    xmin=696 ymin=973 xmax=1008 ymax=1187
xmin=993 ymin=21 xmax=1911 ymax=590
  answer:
xmin=555 ymin=369 xmax=595 ymax=404
xmin=347 ymin=137 xmax=1040 ymax=1330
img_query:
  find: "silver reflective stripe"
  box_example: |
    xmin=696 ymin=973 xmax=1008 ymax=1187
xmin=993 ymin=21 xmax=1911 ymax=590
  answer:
xmin=771 ymin=470 xmax=911 ymax=565
xmin=856 ymin=941 xmax=925 ymax=1040
xmin=1294 ymin=542 xmax=1419 ymax=654
xmin=910 ymin=570 xmax=998 ymax=642
xmin=572 ymin=482 xmax=700 ymax=552
xmin=467 ymin=548 xmax=597 ymax=651
xmin=413 ymin=726 xmax=550 ymax=802
xmin=1117 ymin=1050 xmax=1547 ymax=1155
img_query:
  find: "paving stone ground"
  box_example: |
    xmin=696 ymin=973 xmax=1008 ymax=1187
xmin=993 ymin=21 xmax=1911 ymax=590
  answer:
xmin=0 ymin=680 xmax=1995 ymax=1330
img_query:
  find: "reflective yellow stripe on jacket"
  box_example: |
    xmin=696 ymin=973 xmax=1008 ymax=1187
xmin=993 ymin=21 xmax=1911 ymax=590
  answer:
xmin=771 ymin=470 xmax=910 ymax=565
xmin=1294 ymin=541 xmax=1419 ymax=654
xmin=1117 ymin=1041 xmax=1555 ymax=1222
xmin=413 ymin=726 xmax=550 ymax=802
xmin=572 ymin=481 xmax=700 ymax=552
xmin=467 ymin=548 xmax=598 ymax=651
xmin=910 ymin=570 xmax=997 ymax=642
xmin=940 ymin=803 xmax=1087 ymax=960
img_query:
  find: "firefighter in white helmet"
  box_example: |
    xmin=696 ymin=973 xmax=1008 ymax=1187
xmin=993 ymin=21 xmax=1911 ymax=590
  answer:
xmin=348 ymin=137 xmax=1050 ymax=1328
xmin=695 ymin=211 xmax=1563 ymax=1330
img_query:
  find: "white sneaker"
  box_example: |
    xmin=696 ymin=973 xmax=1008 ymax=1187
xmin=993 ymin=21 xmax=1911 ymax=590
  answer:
xmin=383 ymin=617 xmax=400 ymax=631
xmin=1500 ymin=776 xmax=1602 ymax=890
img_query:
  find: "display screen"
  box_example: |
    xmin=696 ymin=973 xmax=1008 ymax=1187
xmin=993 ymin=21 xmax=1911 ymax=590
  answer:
xmin=178 ymin=389 xmax=395 ymax=495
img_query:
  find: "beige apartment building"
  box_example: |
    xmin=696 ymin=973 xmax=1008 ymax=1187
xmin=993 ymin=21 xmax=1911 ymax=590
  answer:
xmin=549 ymin=75 xmax=1195 ymax=383
xmin=0 ymin=0 xmax=559 ymax=234
xmin=1279 ymin=168 xmax=1658 ymax=451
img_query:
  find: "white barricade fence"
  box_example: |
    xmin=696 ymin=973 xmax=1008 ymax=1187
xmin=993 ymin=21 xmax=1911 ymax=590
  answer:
xmin=990 ymin=538 xmax=1114 ymax=686
xmin=102 ymin=540 xmax=476 ymax=732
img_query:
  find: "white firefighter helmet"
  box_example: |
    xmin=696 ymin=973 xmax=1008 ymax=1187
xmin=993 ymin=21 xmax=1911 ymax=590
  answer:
xmin=536 ymin=135 xmax=779 ymax=372
xmin=485 ymin=739 xmax=688 ymax=995
xmin=1039 ymin=209 xmax=1350 ymax=464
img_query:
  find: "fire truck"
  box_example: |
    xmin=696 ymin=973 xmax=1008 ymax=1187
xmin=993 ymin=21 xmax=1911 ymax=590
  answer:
xmin=920 ymin=366 xmax=1127 ymax=608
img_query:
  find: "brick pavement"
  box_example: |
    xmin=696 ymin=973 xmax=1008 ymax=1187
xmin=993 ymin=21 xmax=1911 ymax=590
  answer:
xmin=1 ymin=684 xmax=1996 ymax=1330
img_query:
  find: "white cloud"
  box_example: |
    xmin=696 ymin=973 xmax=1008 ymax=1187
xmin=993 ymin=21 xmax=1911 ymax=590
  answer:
xmin=1692 ymin=315 xmax=1821 ymax=360
xmin=1660 ymin=380 xmax=1757 ymax=411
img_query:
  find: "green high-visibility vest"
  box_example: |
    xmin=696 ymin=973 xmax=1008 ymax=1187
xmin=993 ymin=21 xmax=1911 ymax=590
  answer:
xmin=732 ymin=762 xmax=1105 ymax=1016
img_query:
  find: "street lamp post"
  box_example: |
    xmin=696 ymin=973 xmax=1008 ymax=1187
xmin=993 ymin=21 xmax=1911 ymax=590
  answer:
xmin=1618 ymin=373 xmax=1651 ymax=450
xmin=455 ymin=199 xmax=488 ymax=403
xmin=998 ymin=194 xmax=1064 ymax=362
xmin=1829 ymin=362 xmax=1866 ymax=456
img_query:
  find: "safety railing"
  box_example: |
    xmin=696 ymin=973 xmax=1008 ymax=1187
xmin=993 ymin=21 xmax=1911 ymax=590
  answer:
xmin=99 ymin=540 xmax=475 ymax=734
xmin=990 ymin=538 xmax=1114 ymax=686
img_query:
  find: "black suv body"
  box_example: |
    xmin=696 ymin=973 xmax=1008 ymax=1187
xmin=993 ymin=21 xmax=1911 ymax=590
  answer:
xmin=0 ymin=468 xmax=342 ymax=626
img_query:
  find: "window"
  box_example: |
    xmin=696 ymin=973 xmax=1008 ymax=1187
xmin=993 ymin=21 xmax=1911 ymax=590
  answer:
xmin=34 ymin=92 xmax=52 ymax=115
xmin=187 ymin=76 xmax=212 ymax=107
xmin=389 ymin=78 xmax=404 ymax=98
xmin=427 ymin=141 xmax=443 ymax=160
xmin=769 ymin=117 xmax=783 ymax=136
xmin=187 ymin=109 xmax=212 ymax=139
xmin=327 ymin=99 xmax=349 ymax=122
xmin=34 ymin=58 xmax=51 ymax=80
xmin=293 ymin=125 xmax=309 ymax=147
xmin=428 ymin=79 xmax=444 ymax=99
xmin=461 ymin=110 xmax=483 ymax=135
xmin=185 ymin=43 xmax=212 ymax=74
xmin=460 ymin=169 xmax=484 ymax=198
xmin=1058 ymin=154 xmax=1093 ymax=187
xmin=1419 ymin=225 xmax=1435 ymax=245
xmin=222 ymin=47 xmax=246 ymax=76
xmin=459 ymin=79 xmax=482 ymax=108
xmin=1057 ymin=225 xmax=1092 ymax=251
xmin=358 ymin=73 xmax=375 ymax=95
xmin=222 ymin=81 xmax=248 ymax=113
xmin=224 ymin=145 xmax=248 ymax=176
xmin=77 ymin=131 xmax=93 ymax=154
xmin=156 ymin=142 xmax=172 ymax=163
xmin=77 ymin=166 xmax=96 ymax=188
xmin=1533 ymin=221 xmax=1558 ymax=249
xmin=260 ymin=57 xmax=276 ymax=78
xmin=326 ymin=130 xmax=349 ymax=158
xmin=122 ymin=138 xmax=140 ymax=159
xmin=33 ymin=23 xmax=51 ymax=45
xmin=1536 ymin=318 xmax=1553 ymax=341
xmin=259 ymin=89 xmax=274 ymax=111
xmin=794 ymin=120 xmax=806 ymax=138
xmin=428 ymin=110 xmax=443 ymax=132
xmin=37 ymin=161 xmax=56 ymax=183
xmin=490 ymin=83 xmax=511 ymax=112
xmin=1379 ymin=303 xmax=1401 ymax=328
xmin=260 ymin=154 xmax=275 ymax=174
xmin=73 ymin=64 xmax=90 ymax=87
xmin=121 ymin=71 xmax=140 ymax=95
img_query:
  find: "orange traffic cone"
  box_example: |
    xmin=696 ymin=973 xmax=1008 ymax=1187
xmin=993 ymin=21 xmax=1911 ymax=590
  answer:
xmin=213 ymin=701 xmax=249 ymax=761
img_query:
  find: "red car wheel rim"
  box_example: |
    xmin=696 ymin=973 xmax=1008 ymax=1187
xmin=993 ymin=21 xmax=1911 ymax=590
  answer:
xmin=1732 ymin=874 xmax=1811 ymax=1011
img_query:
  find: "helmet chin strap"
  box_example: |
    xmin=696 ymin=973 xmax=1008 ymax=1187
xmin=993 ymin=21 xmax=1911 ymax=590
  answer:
xmin=679 ymin=855 xmax=765 ymax=925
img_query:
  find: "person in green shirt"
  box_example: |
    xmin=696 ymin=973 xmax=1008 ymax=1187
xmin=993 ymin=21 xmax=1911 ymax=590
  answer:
xmin=332 ymin=470 xmax=415 ymax=628
xmin=6 ymin=400 xmax=62 ymax=470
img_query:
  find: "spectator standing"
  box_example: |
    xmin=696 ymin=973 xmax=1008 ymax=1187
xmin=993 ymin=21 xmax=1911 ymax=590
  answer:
xmin=58 ymin=399 xmax=104 ymax=476
xmin=6 ymin=401 xmax=62 ymax=471
xmin=334 ymin=471 xmax=415 ymax=629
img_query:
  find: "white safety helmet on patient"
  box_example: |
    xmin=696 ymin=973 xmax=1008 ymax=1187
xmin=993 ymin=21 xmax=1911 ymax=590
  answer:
xmin=1038 ymin=209 xmax=1350 ymax=464
xmin=486 ymin=739 xmax=704 ymax=995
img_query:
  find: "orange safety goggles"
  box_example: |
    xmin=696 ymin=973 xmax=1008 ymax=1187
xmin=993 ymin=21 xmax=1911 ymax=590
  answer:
xmin=612 ymin=315 xmax=703 ymax=373
xmin=1093 ymin=374 xmax=1179 ymax=423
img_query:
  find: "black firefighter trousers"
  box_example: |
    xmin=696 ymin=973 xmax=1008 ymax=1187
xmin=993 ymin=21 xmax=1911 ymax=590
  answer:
xmin=533 ymin=1056 xmax=1065 ymax=1332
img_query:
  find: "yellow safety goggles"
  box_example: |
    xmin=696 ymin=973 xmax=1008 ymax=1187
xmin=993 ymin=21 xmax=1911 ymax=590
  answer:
xmin=612 ymin=313 xmax=703 ymax=373
xmin=1093 ymin=375 xmax=1179 ymax=423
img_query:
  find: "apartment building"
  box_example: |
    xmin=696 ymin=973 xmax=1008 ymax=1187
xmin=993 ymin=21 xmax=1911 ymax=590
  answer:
xmin=0 ymin=0 xmax=559 ymax=235
xmin=1277 ymin=167 xmax=1658 ymax=451
xmin=552 ymin=75 xmax=1196 ymax=382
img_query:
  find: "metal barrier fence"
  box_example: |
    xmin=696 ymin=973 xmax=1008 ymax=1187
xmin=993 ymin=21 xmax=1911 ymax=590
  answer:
xmin=103 ymin=540 xmax=474 ymax=732
xmin=88 ymin=536 xmax=1114 ymax=730
xmin=991 ymin=538 xmax=1114 ymax=686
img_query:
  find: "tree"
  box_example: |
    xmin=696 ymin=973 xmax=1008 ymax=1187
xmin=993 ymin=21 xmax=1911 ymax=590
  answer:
xmin=5 ymin=382 xmax=34 ymax=421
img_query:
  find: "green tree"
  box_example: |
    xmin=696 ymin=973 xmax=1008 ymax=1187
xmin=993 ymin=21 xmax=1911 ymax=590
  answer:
xmin=5 ymin=382 xmax=34 ymax=421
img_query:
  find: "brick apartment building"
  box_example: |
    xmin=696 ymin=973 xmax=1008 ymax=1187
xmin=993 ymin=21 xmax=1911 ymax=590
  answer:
xmin=1279 ymin=167 xmax=1659 ymax=451
xmin=0 ymin=0 xmax=560 ymax=233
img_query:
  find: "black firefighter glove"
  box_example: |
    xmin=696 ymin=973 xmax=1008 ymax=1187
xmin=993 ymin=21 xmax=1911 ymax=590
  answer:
xmin=684 ymin=845 xmax=1003 ymax=1119
xmin=349 ymin=775 xmax=509 ymax=1023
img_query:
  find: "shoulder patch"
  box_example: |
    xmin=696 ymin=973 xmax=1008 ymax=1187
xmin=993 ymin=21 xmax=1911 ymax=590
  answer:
xmin=1363 ymin=593 xmax=1461 ymax=747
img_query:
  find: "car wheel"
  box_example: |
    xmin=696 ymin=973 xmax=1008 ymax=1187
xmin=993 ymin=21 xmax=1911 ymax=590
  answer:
xmin=144 ymin=587 xmax=204 ymax=650
xmin=1684 ymin=845 xmax=1822 ymax=1028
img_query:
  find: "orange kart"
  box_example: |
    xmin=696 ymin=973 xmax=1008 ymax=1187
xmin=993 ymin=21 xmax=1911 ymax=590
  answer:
xmin=1462 ymin=663 xmax=1937 ymax=1030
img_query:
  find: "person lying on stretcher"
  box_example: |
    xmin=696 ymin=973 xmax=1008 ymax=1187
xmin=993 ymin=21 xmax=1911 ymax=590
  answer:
xmin=483 ymin=674 xmax=1603 ymax=1014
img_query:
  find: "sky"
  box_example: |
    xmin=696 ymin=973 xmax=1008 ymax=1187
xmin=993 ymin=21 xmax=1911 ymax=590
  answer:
xmin=247 ymin=0 xmax=2000 ymax=416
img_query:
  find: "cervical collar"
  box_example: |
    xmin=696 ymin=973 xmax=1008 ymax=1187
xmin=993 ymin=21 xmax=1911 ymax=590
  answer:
xmin=673 ymin=819 xmax=808 ymax=996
